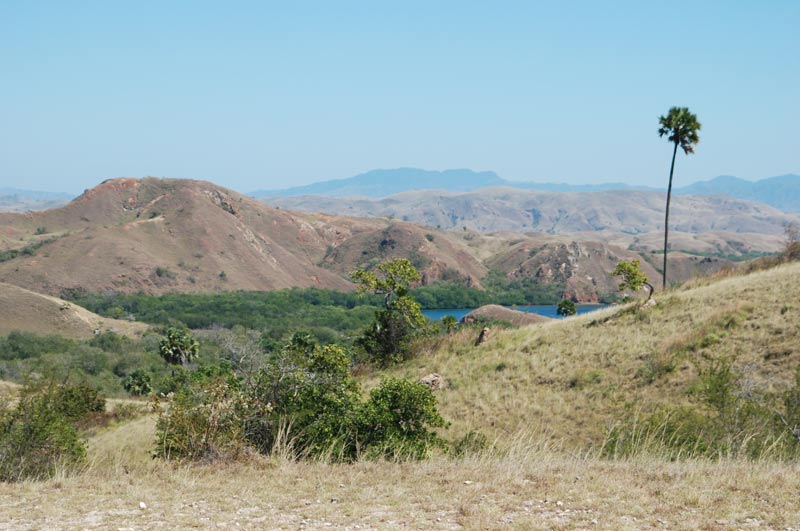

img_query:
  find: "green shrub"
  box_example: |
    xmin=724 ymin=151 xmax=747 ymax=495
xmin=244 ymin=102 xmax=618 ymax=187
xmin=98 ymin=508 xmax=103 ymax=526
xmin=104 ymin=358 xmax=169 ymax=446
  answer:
xmin=357 ymin=377 xmax=447 ymax=460
xmin=0 ymin=383 xmax=101 ymax=481
xmin=52 ymin=382 xmax=106 ymax=423
xmin=454 ymin=430 xmax=489 ymax=457
xmin=123 ymin=369 xmax=152 ymax=396
xmin=153 ymin=365 xmax=248 ymax=461
xmin=155 ymin=338 xmax=448 ymax=463
xmin=245 ymin=339 xmax=361 ymax=459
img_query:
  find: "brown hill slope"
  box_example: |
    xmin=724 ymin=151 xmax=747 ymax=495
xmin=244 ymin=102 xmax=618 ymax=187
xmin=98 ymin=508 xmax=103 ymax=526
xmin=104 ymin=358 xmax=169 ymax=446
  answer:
xmin=0 ymin=178 xmax=740 ymax=301
xmin=462 ymin=304 xmax=552 ymax=326
xmin=0 ymin=282 xmax=148 ymax=339
xmin=0 ymin=178 xmax=490 ymax=296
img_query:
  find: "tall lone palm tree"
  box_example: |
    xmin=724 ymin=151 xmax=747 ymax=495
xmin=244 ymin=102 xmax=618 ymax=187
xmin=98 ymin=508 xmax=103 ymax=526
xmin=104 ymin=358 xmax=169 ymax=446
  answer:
xmin=658 ymin=107 xmax=701 ymax=290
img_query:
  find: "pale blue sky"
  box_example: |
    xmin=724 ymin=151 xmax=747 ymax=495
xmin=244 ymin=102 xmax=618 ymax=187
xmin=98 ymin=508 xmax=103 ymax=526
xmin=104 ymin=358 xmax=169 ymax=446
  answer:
xmin=1 ymin=1 xmax=797 ymax=194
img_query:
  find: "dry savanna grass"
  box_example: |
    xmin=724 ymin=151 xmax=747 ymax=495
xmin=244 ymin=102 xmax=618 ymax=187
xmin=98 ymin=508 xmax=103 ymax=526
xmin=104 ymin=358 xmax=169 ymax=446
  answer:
xmin=2 ymin=263 xmax=800 ymax=530
xmin=2 ymin=415 xmax=799 ymax=530
xmin=381 ymin=262 xmax=800 ymax=447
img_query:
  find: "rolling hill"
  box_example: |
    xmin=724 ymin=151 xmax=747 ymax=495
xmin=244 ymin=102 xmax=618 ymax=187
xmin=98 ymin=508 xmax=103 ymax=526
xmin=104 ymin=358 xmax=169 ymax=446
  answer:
xmin=0 ymin=282 xmax=148 ymax=339
xmin=0 ymin=177 xmax=744 ymax=302
xmin=0 ymin=178 xmax=504 ymax=297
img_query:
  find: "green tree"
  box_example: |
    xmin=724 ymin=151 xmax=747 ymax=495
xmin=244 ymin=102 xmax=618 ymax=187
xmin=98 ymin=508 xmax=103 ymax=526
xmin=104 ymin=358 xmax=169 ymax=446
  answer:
xmin=658 ymin=106 xmax=701 ymax=289
xmin=352 ymin=258 xmax=427 ymax=365
xmin=556 ymin=298 xmax=577 ymax=316
xmin=351 ymin=258 xmax=421 ymax=309
xmin=613 ymin=260 xmax=654 ymax=301
xmin=159 ymin=327 xmax=199 ymax=367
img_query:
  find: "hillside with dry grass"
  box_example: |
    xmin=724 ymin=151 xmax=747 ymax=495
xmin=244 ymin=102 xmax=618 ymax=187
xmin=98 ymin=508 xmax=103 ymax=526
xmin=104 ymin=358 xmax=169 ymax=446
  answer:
xmin=382 ymin=262 xmax=800 ymax=449
xmin=0 ymin=282 xmax=148 ymax=339
xmin=2 ymin=263 xmax=800 ymax=530
xmin=0 ymin=178 xmax=489 ymax=296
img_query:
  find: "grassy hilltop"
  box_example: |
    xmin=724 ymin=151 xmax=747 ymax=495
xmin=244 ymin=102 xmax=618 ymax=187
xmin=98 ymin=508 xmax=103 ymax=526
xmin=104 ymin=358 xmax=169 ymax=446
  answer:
xmin=2 ymin=262 xmax=800 ymax=530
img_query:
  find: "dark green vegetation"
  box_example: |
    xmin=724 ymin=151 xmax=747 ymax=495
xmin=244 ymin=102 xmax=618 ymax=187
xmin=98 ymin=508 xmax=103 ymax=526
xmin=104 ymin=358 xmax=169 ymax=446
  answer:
xmin=352 ymin=258 xmax=427 ymax=366
xmin=65 ymin=274 xmax=577 ymax=331
xmin=613 ymin=259 xmax=654 ymax=301
xmin=658 ymin=106 xmax=701 ymax=289
xmin=0 ymin=236 xmax=59 ymax=263
xmin=0 ymin=383 xmax=104 ymax=481
xmin=155 ymin=334 xmax=447 ymax=462
xmin=556 ymin=299 xmax=577 ymax=317
xmin=0 ymin=330 xmax=220 ymax=396
xmin=64 ymin=288 xmax=382 ymax=340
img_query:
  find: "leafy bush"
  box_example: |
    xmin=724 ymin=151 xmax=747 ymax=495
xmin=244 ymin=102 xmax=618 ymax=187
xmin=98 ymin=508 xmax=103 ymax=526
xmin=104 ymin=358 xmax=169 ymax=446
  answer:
xmin=245 ymin=338 xmax=361 ymax=459
xmin=159 ymin=328 xmax=199 ymax=366
xmin=0 ymin=383 xmax=104 ymax=481
xmin=155 ymin=337 xmax=448 ymax=462
xmin=357 ymin=378 xmax=448 ymax=460
xmin=153 ymin=364 xmax=248 ymax=461
xmin=123 ymin=369 xmax=152 ymax=396
xmin=52 ymin=382 xmax=106 ymax=423
xmin=352 ymin=259 xmax=428 ymax=365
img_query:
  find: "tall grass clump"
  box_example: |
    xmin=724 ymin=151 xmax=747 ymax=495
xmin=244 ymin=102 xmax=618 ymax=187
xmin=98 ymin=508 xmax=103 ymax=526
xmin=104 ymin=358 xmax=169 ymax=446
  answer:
xmin=603 ymin=359 xmax=800 ymax=460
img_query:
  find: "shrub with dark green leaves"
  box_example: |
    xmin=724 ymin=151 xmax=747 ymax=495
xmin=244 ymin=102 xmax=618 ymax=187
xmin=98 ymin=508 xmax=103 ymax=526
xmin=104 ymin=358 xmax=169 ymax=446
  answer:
xmin=123 ymin=369 xmax=152 ymax=396
xmin=357 ymin=377 xmax=447 ymax=460
xmin=245 ymin=337 xmax=361 ymax=459
xmin=155 ymin=336 xmax=448 ymax=462
xmin=0 ymin=383 xmax=103 ymax=481
xmin=556 ymin=299 xmax=577 ymax=317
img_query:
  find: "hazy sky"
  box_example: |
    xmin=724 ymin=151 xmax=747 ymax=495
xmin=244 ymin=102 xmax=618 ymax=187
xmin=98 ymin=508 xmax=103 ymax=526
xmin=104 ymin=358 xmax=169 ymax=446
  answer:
xmin=1 ymin=1 xmax=798 ymax=194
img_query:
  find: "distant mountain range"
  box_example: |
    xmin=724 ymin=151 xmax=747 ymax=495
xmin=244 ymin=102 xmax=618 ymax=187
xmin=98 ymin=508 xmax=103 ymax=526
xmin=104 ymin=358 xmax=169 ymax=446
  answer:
xmin=265 ymin=187 xmax=798 ymax=238
xmin=253 ymin=169 xmax=800 ymax=213
xmin=0 ymin=188 xmax=73 ymax=213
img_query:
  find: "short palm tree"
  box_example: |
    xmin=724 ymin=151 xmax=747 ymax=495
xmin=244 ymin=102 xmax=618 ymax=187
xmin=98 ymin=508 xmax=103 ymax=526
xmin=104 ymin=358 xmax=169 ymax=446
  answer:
xmin=658 ymin=106 xmax=701 ymax=290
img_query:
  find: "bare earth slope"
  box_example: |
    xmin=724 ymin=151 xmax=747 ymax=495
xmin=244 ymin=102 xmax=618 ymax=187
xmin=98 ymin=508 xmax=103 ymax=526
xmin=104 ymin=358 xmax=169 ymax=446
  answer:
xmin=0 ymin=282 xmax=148 ymax=338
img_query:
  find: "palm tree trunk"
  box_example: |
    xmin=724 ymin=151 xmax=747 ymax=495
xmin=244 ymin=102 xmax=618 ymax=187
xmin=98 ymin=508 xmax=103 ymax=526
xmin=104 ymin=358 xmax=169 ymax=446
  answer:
xmin=662 ymin=141 xmax=679 ymax=290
